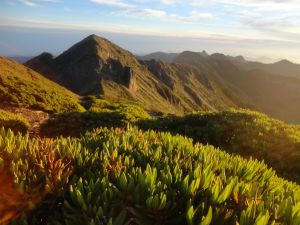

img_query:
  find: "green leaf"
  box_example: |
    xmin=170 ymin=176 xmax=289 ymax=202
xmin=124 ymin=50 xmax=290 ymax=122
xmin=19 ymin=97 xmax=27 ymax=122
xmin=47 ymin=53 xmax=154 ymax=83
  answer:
xmin=186 ymin=205 xmax=195 ymax=225
xmin=217 ymin=179 xmax=235 ymax=204
xmin=199 ymin=206 xmax=212 ymax=225
xmin=114 ymin=209 xmax=127 ymax=225
xmin=119 ymin=172 xmax=127 ymax=191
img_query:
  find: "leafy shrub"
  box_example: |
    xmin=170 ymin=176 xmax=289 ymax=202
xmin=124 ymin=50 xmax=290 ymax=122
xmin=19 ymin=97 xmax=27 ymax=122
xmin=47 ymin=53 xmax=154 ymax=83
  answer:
xmin=2 ymin=127 xmax=300 ymax=225
xmin=41 ymin=101 xmax=150 ymax=137
xmin=0 ymin=109 xmax=29 ymax=133
xmin=138 ymin=109 xmax=300 ymax=182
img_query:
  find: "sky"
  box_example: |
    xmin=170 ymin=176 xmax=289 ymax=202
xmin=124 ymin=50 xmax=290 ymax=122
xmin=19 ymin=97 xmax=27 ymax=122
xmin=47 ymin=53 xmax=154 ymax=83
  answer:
xmin=0 ymin=0 xmax=300 ymax=63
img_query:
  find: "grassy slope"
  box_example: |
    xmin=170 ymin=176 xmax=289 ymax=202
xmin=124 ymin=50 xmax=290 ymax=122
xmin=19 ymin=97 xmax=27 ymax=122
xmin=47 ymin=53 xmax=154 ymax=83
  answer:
xmin=138 ymin=109 xmax=300 ymax=182
xmin=0 ymin=56 xmax=84 ymax=112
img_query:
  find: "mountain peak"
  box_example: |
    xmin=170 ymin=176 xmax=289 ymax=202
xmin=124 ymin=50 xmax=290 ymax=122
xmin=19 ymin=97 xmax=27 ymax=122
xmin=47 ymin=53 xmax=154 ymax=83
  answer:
xmin=86 ymin=34 xmax=98 ymax=39
xmin=35 ymin=52 xmax=54 ymax=62
xmin=275 ymin=59 xmax=293 ymax=65
xmin=174 ymin=51 xmax=208 ymax=64
xmin=83 ymin=34 xmax=110 ymax=44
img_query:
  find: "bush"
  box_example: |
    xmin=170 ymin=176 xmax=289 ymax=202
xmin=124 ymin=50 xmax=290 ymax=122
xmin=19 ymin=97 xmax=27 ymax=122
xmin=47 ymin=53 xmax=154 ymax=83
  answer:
xmin=138 ymin=109 xmax=300 ymax=182
xmin=41 ymin=101 xmax=150 ymax=137
xmin=3 ymin=127 xmax=300 ymax=225
xmin=0 ymin=109 xmax=29 ymax=133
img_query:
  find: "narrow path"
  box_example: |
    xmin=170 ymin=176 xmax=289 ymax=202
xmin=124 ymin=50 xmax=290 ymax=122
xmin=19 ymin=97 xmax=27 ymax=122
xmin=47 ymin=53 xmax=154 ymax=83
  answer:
xmin=1 ymin=107 xmax=50 ymax=137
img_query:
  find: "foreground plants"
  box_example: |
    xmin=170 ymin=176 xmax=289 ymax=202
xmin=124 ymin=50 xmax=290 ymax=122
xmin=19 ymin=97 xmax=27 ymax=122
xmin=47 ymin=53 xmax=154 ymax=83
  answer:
xmin=0 ymin=126 xmax=299 ymax=225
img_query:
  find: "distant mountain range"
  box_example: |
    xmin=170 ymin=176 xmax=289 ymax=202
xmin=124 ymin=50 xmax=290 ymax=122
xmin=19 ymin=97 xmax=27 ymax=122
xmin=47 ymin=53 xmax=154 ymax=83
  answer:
xmin=13 ymin=34 xmax=300 ymax=123
xmin=138 ymin=51 xmax=300 ymax=79
xmin=245 ymin=56 xmax=281 ymax=64
xmin=9 ymin=56 xmax=33 ymax=64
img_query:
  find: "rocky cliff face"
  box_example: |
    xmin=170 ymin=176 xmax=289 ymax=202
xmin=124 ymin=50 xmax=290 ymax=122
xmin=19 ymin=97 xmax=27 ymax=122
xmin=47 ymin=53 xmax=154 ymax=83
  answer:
xmin=101 ymin=58 xmax=136 ymax=91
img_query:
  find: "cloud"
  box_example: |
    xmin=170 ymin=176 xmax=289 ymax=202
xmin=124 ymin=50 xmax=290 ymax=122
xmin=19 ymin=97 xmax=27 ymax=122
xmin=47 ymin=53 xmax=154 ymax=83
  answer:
xmin=158 ymin=0 xmax=178 ymax=5
xmin=114 ymin=8 xmax=167 ymax=18
xmin=177 ymin=11 xmax=213 ymax=23
xmin=16 ymin=0 xmax=58 ymax=7
xmin=90 ymin=0 xmax=134 ymax=9
xmin=114 ymin=8 xmax=213 ymax=24
xmin=190 ymin=0 xmax=300 ymax=12
xmin=143 ymin=8 xmax=167 ymax=17
xmin=243 ymin=15 xmax=300 ymax=40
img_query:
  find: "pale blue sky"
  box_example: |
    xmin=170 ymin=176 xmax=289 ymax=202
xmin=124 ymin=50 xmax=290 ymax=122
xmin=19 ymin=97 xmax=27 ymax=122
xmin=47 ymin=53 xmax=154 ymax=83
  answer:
xmin=0 ymin=0 xmax=300 ymax=62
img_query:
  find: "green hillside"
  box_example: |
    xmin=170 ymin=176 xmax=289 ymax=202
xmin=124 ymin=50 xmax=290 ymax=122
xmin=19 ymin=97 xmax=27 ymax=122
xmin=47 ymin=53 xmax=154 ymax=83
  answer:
xmin=138 ymin=109 xmax=300 ymax=182
xmin=1 ymin=127 xmax=299 ymax=225
xmin=0 ymin=56 xmax=84 ymax=112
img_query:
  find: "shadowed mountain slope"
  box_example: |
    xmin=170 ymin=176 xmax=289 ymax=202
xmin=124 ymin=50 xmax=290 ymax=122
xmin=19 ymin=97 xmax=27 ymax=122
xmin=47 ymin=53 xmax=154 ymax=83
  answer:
xmin=174 ymin=52 xmax=300 ymax=123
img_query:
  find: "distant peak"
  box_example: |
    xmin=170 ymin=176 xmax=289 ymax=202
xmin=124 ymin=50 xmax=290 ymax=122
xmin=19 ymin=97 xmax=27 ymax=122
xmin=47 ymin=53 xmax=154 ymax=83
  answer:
xmin=37 ymin=52 xmax=54 ymax=59
xmin=201 ymin=50 xmax=208 ymax=56
xmin=26 ymin=52 xmax=54 ymax=64
xmin=211 ymin=53 xmax=225 ymax=57
xmin=180 ymin=51 xmax=202 ymax=56
xmin=86 ymin=34 xmax=98 ymax=39
xmin=235 ymin=55 xmax=246 ymax=62
xmin=275 ymin=59 xmax=292 ymax=65
xmin=84 ymin=34 xmax=109 ymax=43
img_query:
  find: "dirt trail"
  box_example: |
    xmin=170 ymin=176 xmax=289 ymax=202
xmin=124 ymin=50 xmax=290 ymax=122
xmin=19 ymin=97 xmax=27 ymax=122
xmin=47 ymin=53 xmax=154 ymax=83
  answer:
xmin=1 ymin=107 xmax=50 ymax=137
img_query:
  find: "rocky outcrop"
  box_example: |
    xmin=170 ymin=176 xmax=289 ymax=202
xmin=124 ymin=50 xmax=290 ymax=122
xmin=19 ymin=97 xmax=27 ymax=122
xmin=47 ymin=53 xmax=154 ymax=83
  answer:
xmin=123 ymin=66 xmax=136 ymax=91
xmin=142 ymin=60 xmax=175 ymax=89
xmin=102 ymin=59 xmax=136 ymax=91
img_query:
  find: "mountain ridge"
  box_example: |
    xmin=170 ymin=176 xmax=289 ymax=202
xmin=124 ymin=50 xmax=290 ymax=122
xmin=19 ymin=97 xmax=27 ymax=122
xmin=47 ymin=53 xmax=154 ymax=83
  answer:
xmin=25 ymin=34 xmax=300 ymax=123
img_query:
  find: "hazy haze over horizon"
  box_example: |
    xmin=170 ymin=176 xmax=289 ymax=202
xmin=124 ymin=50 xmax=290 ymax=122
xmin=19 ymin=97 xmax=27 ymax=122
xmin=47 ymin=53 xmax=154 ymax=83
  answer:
xmin=0 ymin=0 xmax=299 ymax=63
